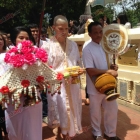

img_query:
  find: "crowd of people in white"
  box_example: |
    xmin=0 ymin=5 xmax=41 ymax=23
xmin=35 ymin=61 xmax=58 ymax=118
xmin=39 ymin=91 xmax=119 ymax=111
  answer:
xmin=0 ymin=12 xmax=131 ymax=140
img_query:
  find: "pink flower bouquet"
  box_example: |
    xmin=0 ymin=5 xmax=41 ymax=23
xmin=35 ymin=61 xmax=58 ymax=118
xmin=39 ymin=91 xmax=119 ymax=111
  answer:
xmin=4 ymin=40 xmax=48 ymax=68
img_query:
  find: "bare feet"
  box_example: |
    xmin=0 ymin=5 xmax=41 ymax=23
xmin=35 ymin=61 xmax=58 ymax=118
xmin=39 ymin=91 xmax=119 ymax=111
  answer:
xmin=53 ymin=127 xmax=63 ymax=140
xmin=85 ymin=98 xmax=90 ymax=105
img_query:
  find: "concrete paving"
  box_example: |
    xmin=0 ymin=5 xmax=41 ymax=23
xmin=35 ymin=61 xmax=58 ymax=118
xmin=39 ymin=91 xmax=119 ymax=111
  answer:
xmin=42 ymin=90 xmax=140 ymax=140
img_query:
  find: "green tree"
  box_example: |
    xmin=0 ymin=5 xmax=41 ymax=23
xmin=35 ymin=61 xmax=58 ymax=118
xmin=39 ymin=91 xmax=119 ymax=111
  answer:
xmin=104 ymin=3 xmax=114 ymax=23
xmin=116 ymin=0 xmax=140 ymax=27
xmin=91 ymin=4 xmax=114 ymax=23
xmin=0 ymin=0 xmax=42 ymax=32
xmin=0 ymin=0 xmax=86 ymax=32
xmin=91 ymin=5 xmax=104 ymax=21
xmin=132 ymin=2 xmax=140 ymax=24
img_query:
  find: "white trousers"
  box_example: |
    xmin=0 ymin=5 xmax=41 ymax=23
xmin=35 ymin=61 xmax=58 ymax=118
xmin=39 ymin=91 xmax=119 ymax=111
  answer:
xmin=89 ymin=93 xmax=118 ymax=137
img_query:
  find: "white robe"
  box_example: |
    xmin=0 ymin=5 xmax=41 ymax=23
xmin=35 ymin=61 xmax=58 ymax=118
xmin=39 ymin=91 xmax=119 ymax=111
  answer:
xmin=0 ymin=53 xmax=42 ymax=140
xmin=42 ymin=36 xmax=82 ymax=137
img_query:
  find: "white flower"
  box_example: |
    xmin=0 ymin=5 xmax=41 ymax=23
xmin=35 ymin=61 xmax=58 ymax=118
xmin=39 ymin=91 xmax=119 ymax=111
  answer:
xmin=22 ymin=64 xmax=28 ymax=70
xmin=35 ymin=60 xmax=42 ymax=66
xmin=17 ymin=43 xmax=22 ymax=50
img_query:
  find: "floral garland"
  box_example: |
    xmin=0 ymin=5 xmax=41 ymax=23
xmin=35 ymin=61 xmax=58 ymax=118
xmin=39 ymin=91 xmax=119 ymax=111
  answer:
xmin=0 ymin=41 xmax=66 ymax=109
xmin=4 ymin=40 xmax=48 ymax=68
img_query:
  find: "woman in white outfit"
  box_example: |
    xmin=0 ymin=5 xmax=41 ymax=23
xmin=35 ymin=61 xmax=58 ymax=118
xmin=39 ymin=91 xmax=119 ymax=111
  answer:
xmin=117 ymin=13 xmax=131 ymax=29
xmin=3 ymin=26 xmax=42 ymax=140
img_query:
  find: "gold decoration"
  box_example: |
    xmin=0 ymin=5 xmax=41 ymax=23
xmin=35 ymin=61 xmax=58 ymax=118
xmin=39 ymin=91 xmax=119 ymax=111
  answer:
xmin=101 ymin=24 xmax=128 ymax=55
xmin=64 ymin=66 xmax=85 ymax=84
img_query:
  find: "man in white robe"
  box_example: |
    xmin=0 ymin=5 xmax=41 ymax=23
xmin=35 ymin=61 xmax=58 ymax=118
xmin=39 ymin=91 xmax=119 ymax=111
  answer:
xmin=42 ymin=15 xmax=82 ymax=139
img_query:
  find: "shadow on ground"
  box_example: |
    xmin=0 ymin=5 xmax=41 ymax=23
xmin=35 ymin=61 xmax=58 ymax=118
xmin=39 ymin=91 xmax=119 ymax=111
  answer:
xmin=43 ymin=104 xmax=140 ymax=140
xmin=42 ymin=125 xmax=56 ymax=140
xmin=117 ymin=109 xmax=139 ymax=140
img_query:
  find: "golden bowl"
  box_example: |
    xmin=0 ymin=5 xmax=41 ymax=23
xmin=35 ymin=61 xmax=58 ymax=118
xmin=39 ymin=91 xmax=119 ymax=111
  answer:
xmin=95 ymin=73 xmax=119 ymax=101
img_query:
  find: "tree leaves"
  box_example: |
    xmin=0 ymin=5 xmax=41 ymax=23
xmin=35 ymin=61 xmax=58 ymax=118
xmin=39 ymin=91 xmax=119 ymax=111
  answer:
xmin=0 ymin=0 xmax=86 ymax=31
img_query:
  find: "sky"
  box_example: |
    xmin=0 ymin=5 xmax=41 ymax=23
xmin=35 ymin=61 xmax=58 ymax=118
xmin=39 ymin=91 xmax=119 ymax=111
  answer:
xmin=113 ymin=0 xmax=140 ymax=14
xmin=92 ymin=0 xmax=140 ymax=14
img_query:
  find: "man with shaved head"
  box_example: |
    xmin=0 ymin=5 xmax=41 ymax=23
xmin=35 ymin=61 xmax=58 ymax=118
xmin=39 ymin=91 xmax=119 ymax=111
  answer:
xmin=42 ymin=15 xmax=82 ymax=139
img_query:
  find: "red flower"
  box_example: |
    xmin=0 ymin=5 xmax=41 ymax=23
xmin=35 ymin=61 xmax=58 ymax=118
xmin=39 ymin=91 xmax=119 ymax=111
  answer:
xmin=49 ymin=66 xmax=53 ymax=68
xmin=57 ymin=73 xmax=64 ymax=80
xmin=21 ymin=80 xmax=30 ymax=87
xmin=0 ymin=86 xmax=10 ymax=94
xmin=36 ymin=76 xmax=44 ymax=83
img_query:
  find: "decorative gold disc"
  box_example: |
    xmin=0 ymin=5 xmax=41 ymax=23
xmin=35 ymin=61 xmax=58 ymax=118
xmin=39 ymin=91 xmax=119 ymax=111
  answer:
xmin=101 ymin=24 xmax=128 ymax=54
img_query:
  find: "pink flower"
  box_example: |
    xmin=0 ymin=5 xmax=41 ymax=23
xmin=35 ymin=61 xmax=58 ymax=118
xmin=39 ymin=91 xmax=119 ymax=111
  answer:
xmin=4 ymin=53 xmax=11 ymax=63
xmin=21 ymin=45 xmax=33 ymax=54
xmin=35 ymin=48 xmax=48 ymax=62
xmin=10 ymin=54 xmax=24 ymax=67
xmin=4 ymin=40 xmax=48 ymax=68
xmin=21 ymin=40 xmax=32 ymax=48
xmin=24 ymin=53 xmax=36 ymax=65
xmin=8 ymin=47 xmax=18 ymax=53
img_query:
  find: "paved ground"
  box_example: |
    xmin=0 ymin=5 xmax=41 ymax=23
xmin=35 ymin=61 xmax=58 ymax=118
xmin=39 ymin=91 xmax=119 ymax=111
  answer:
xmin=42 ymin=89 xmax=140 ymax=140
xmin=2 ymin=87 xmax=140 ymax=140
